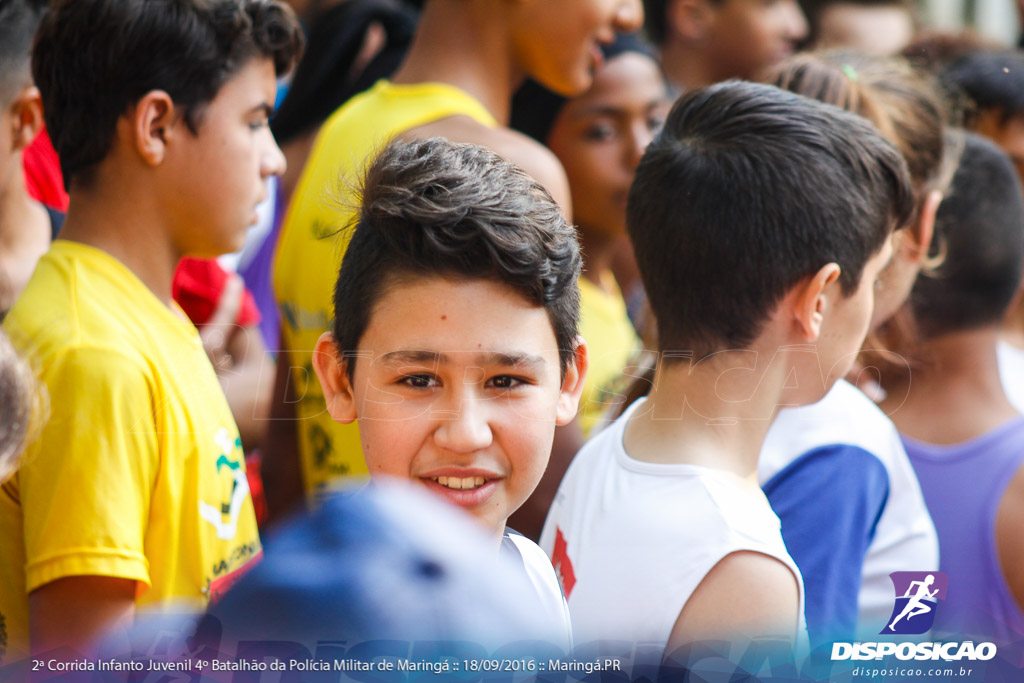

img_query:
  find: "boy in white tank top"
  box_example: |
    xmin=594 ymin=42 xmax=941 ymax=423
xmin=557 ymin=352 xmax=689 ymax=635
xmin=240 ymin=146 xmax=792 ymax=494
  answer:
xmin=541 ymin=81 xmax=915 ymax=670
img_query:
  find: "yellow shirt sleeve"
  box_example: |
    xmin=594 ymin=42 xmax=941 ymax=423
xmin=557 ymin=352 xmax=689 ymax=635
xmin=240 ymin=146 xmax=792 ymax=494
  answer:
xmin=20 ymin=346 xmax=158 ymax=592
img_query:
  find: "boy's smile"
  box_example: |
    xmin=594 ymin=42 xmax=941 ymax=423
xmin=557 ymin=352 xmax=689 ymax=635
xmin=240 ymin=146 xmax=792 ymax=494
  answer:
xmin=315 ymin=276 xmax=584 ymax=536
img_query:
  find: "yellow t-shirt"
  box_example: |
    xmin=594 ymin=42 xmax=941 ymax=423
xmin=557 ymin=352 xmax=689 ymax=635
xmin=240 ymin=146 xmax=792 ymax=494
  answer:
xmin=0 ymin=241 xmax=261 ymax=664
xmin=577 ymin=274 xmax=641 ymax=436
xmin=274 ymin=80 xmax=497 ymax=501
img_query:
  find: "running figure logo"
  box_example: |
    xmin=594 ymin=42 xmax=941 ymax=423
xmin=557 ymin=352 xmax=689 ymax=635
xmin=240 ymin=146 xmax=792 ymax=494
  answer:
xmin=881 ymin=571 xmax=948 ymax=635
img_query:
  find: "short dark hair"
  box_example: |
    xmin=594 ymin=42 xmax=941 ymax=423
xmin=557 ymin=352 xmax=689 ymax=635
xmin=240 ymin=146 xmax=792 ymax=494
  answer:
xmin=627 ymin=80 xmax=914 ymax=357
xmin=0 ymin=0 xmax=46 ymax=103
xmin=32 ymin=0 xmax=303 ymax=188
xmin=332 ymin=137 xmax=582 ymax=379
xmin=911 ymin=131 xmax=1024 ymax=338
xmin=940 ymin=50 xmax=1024 ymax=125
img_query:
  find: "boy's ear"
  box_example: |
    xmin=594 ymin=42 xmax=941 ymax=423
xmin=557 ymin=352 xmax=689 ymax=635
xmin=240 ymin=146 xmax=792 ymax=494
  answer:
xmin=793 ymin=263 xmax=841 ymax=341
xmin=902 ymin=189 xmax=940 ymax=265
xmin=312 ymin=332 xmax=358 ymax=424
xmin=555 ymin=336 xmax=589 ymax=426
xmin=129 ymin=90 xmax=177 ymax=166
xmin=668 ymin=0 xmax=713 ymax=41
xmin=10 ymin=86 xmax=43 ymax=152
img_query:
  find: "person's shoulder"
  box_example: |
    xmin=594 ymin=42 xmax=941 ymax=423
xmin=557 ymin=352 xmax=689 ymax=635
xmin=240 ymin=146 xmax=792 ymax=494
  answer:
xmin=503 ymin=529 xmax=560 ymax=586
xmin=761 ymin=379 xmax=901 ymax=474
xmin=8 ymin=244 xmax=173 ymax=375
xmin=697 ymin=473 xmax=783 ymax=543
xmin=407 ymin=117 xmax=572 ymax=215
xmin=667 ymin=549 xmax=800 ymax=647
xmin=501 ymin=529 xmax=572 ymax=647
xmin=554 ymin=412 xmax=629 ymax=491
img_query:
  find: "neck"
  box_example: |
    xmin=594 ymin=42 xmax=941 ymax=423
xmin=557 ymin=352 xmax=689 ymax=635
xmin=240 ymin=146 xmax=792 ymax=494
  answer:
xmin=882 ymin=326 xmax=1018 ymax=444
xmin=390 ymin=2 xmax=520 ymax=125
xmin=0 ymin=158 xmax=49 ymax=251
xmin=660 ymin=41 xmax=716 ymax=92
xmin=579 ymin=228 xmax=618 ymax=287
xmin=1002 ymin=295 xmax=1024 ymax=346
xmin=58 ymin=170 xmax=180 ymax=307
xmin=624 ymin=343 xmax=797 ymax=479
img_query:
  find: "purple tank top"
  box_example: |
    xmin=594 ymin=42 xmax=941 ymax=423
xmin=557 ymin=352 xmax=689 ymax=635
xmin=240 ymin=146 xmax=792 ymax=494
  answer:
xmin=903 ymin=417 xmax=1024 ymax=643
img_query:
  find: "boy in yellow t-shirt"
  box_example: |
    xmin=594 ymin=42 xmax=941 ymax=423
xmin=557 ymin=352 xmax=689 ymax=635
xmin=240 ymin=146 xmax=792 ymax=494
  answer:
xmin=0 ymin=0 xmax=301 ymax=663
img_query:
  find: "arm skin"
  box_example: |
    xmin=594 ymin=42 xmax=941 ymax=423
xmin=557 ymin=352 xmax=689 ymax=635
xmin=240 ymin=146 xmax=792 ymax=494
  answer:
xmin=997 ymin=463 xmax=1024 ymax=612
xmin=665 ymin=551 xmax=799 ymax=658
xmin=29 ymin=576 xmax=136 ymax=658
xmin=198 ymin=273 xmax=274 ymax=452
xmin=217 ymin=323 xmax=275 ymax=452
xmin=260 ymin=342 xmax=305 ymax=525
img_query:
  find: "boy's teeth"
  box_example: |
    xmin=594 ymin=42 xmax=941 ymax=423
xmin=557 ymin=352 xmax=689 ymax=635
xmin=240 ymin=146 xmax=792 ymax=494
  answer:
xmin=434 ymin=476 xmax=486 ymax=490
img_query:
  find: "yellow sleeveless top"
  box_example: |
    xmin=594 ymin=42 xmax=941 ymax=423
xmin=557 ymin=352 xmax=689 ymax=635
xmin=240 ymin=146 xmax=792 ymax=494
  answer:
xmin=274 ymin=80 xmax=497 ymax=502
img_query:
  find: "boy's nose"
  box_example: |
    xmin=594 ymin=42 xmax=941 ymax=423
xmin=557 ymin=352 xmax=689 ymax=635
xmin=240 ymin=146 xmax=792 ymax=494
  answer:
xmin=433 ymin=396 xmax=494 ymax=453
xmin=262 ymin=133 xmax=287 ymax=178
xmin=628 ymin=121 xmax=655 ymax=169
xmin=783 ymin=0 xmax=809 ymax=43
xmin=614 ymin=0 xmax=644 ymax=34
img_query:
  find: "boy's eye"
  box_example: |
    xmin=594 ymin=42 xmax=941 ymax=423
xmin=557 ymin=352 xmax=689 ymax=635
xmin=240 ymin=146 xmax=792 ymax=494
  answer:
xmin=488 ymin=375 xmax=526 ymax=390
xmin=400 ymin=374 xmax=438 ymax=389
xmin=583 ymin=123 xmax=616 ymax=142
xmin=249 ymin=119 xmax=269 ymax=131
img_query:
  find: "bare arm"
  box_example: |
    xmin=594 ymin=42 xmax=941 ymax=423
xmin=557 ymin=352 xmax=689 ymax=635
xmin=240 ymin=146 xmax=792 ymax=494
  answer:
xmin=218 ymin=324 xmax=275 ymax=452
xmin=997 ymin=463 xmax=1024 ymax=611
xmin=665 ymin=551 xmax=800 ymax=659
xmin=197 ymin=274 xmax=275 ymax=452
xmin=260 ymin=343 xmax=305 ymax=525
xmin=30 ymin=576 xmax=136 ymax=657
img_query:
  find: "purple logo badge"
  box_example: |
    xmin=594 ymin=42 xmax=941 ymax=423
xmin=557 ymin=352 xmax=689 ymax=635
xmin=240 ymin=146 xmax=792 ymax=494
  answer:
xmin=881 ymin=571 xmax=948 ymax=635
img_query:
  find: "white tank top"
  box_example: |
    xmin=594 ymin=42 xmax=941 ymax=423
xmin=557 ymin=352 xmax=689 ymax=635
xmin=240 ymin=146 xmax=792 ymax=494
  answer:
xmin=541 ymin=398 xmax=808 ymax=652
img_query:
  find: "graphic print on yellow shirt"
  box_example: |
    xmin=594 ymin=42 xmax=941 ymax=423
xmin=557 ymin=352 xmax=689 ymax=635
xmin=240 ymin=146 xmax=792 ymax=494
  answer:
xmin=0 ymin=241 xmax=261 ymax=665
xmin=274 ymin=80 xmax=497 ymax=502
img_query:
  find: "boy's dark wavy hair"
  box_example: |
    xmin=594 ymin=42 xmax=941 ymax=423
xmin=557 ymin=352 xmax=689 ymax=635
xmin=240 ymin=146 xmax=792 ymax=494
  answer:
xmin=32 ymin=0 xmax=303 ymax=188
xmin=332 ymin=137 xmax=582 ymax=380
xmin=628 ymin=80 xmax=914 ymax=359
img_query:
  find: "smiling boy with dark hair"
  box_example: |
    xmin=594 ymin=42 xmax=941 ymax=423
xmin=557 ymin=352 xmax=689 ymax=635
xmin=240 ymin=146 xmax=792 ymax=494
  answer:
xmin=312 ymin=136 xmax=589 ymax=648
xmin=0 ymin=0 xmax=301 ymax=661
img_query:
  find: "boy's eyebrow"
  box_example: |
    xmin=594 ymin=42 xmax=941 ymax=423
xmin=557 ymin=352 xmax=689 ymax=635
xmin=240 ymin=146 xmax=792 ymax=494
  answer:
xmin=570 ymin=105 xmax=625 ymax=119
xmin=476 ymin=352 xmax=547 ymax=371
xmin=378 ymin=350 xmax=547 ymax=370
xmin=570 ymin=99 xmax=667 ymax=120
xmin=250 ymin=102 xmax=275 ymax=117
